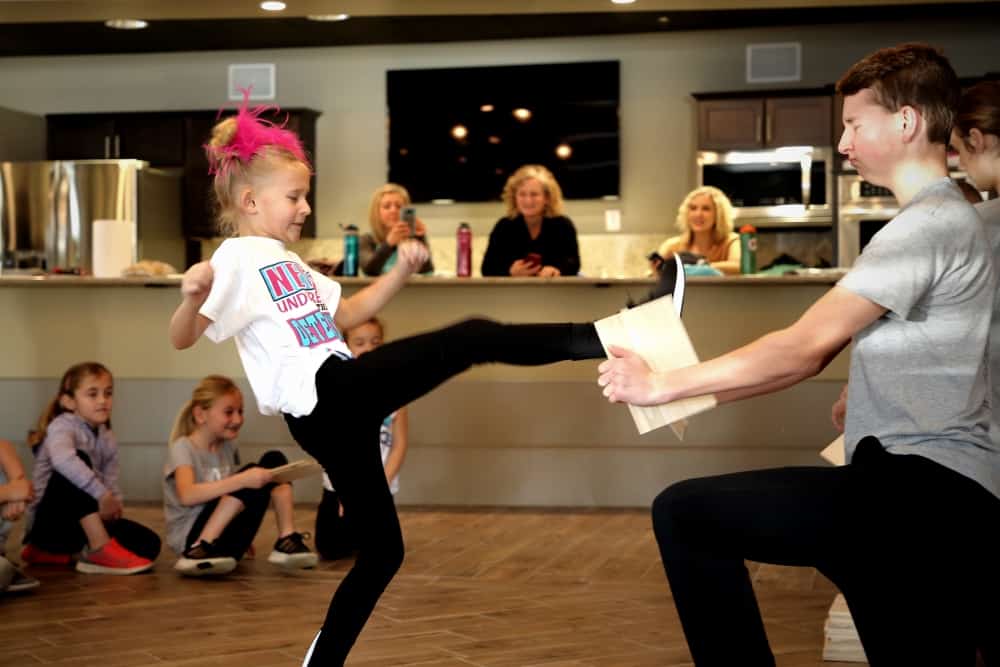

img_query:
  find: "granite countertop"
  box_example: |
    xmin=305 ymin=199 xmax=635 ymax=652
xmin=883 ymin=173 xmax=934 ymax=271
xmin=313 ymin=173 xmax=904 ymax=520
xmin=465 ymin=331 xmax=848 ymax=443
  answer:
xmin=0 ymin=271 xmax=846 ymax=288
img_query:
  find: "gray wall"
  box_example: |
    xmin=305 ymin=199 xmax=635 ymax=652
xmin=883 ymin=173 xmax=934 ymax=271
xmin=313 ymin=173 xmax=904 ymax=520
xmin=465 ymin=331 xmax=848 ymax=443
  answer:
xmin=0 ymin=17 xmax=995 ymax=240
xmin=0 ymin=106 xmax=45 ymax=160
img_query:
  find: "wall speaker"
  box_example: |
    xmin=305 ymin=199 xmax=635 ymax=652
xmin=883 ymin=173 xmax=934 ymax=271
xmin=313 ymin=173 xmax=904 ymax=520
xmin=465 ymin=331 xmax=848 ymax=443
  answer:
xmin=228 ymin=63 xmax=276 ymax=100
xmin=746 ymin=43 xmax=801 ymax=84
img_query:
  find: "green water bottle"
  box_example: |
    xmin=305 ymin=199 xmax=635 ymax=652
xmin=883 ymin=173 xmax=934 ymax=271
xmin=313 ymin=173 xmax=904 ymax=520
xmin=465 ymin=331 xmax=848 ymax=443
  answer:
xmin=343 ymin=224 xmax=359 ymax=277
xmin=739 ymin=224 xmax=757 ymax=275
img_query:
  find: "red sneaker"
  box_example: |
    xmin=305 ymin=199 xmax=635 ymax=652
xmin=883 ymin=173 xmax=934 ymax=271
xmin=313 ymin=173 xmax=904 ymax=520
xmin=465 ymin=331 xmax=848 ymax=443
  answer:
xmin=75 ymin=538 xmax=153 ymax=575
xmin=20 ymin=543 xmax=73 ymax=566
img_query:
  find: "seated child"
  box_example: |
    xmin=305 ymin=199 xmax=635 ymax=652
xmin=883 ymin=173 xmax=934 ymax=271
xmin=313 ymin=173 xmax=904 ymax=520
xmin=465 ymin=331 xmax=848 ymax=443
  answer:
xmin=315 ymin=317 xmax=409 ymax=560
xmin=21 ymin=362 xmax=160 ymax=575
xmin=164 ymin=375 xmax=317 ymax=576
xmin=0 ymin=439 xmax=39 ymax=592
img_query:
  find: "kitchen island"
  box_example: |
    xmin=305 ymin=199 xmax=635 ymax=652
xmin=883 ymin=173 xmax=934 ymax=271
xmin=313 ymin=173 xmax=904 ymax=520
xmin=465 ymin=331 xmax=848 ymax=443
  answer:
xmin=0 ymin=274 xmax=847 ymax=505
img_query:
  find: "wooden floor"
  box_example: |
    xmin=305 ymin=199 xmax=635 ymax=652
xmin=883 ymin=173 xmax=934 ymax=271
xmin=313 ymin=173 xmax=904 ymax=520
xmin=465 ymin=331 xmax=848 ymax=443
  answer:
xmin=1 ymin=505 xmax=856 ymax=667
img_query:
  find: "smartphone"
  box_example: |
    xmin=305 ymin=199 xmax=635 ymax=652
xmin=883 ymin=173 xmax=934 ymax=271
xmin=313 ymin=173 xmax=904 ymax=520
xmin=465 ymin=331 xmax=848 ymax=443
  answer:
xmin=401 ymin=206 xmax=417 ymax=235
xmin=525 ymin=252 xmax=542 ymax=267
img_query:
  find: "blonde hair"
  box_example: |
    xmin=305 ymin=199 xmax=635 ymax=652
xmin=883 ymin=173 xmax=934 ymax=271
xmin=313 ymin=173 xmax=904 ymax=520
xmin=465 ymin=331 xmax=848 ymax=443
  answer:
xmin=366 ymin=183 xmax=412 ymax=243
xmin=28 ymin=362 xmax=112 ymax=449
xmin=501 ymin=165 xmax=564 ymax=219
xmin=674 ymin=186 xmax=735 ymax=244
xmin=169 ymin=375 xmax=242 ymax=445
xmin=206 ymin=117 xmax=310 ymax=237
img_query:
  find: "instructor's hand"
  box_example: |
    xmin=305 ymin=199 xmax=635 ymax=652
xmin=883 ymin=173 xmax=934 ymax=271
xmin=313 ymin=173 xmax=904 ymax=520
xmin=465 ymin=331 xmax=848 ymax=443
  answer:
xmin=597 ymin=345 xmax=662 ymax=406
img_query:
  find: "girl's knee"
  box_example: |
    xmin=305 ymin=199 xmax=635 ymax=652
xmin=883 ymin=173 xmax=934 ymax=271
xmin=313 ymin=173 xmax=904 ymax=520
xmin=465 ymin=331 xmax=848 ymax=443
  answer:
xmin=259 ymin=450 xmax=289 ymax=468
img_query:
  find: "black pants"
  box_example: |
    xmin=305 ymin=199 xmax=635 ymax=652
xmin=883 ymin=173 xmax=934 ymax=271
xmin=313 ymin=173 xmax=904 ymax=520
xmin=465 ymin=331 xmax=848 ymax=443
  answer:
xmin=651 ymin=436 xmax=1000 ymax=667
xmin=315 ymin=488 xmax=358 ymax=561
xmin=184 ymin=450 xmax=288 ymax=559
xmin=285 ymin=318 xmax=603 ymax=666
xmin=26 ymin=451 xmax=161 ymax=561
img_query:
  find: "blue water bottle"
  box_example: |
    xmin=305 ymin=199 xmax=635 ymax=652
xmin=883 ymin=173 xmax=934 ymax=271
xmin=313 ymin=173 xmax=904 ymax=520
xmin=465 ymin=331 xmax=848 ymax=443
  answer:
xmin=343 ymin=224 xmax=359 ymax=277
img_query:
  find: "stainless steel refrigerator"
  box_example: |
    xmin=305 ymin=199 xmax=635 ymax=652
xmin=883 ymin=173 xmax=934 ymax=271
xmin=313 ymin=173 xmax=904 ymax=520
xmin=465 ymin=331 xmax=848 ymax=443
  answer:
xmin=0 ymin=159 xmax=182 ymax=274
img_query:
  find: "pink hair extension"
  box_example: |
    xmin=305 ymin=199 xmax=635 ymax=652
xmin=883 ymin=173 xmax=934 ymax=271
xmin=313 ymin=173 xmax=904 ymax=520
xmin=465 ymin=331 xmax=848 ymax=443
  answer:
xmin=204 ymin=88 xmax=311 ymax=176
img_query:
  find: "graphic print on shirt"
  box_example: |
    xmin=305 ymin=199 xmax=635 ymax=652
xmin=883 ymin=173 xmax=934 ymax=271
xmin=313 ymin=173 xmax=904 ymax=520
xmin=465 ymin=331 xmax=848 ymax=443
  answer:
xmin=259 ymin=260 xmax=344 ymax=349
xmin=379 ymin=413 xmax=394 ymax=453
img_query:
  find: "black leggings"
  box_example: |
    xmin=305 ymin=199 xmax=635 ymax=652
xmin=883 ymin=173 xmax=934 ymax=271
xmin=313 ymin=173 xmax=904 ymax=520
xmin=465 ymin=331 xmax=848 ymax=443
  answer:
xmin=184 ymin=450 xmax=288 ymax=558
xmin=651 ymin=436 xmax=1000 ymax=667
xmin=26 ymin=451 xmax=161 ymax=561
xmin=315 ymin=488 xmax=358 ymax=561
xmin=285 ymin=318 xmax=603 ymax=665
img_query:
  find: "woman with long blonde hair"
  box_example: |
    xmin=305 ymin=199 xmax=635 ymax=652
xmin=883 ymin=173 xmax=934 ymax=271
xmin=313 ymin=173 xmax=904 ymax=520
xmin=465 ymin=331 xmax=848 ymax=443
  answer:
xmin=360 ymin=183 xmax=434 ymax=276
xmin=654 ymin=186 xmax=740 ymax=275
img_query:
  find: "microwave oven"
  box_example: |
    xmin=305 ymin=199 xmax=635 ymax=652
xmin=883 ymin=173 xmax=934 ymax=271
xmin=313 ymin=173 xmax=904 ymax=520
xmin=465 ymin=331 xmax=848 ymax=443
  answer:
xmin=696 ymin=146 xmax=834 ymax=228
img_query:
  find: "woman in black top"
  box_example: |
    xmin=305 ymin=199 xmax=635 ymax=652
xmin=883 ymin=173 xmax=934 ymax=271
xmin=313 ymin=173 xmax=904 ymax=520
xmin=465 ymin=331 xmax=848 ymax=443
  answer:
xmin=481 ymin=165 xmax=580 ymax=277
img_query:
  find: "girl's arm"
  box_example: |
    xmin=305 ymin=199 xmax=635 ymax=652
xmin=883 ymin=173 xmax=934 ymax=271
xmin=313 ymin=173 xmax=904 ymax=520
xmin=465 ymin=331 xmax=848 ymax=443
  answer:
xmin=170 ymin=261 xmax=215 ymax=349
xmin=383 ymin=407 xmax=409 ymax=484
xmin=599 ymin=286 xmax=885 ymax=406
xmin=172 ymin=464 xmax=271 ymax=506
xmin=0 ymin=439 xmax=32 ymax=504
xmin=335 ymin=240 xmax=429 ymax=331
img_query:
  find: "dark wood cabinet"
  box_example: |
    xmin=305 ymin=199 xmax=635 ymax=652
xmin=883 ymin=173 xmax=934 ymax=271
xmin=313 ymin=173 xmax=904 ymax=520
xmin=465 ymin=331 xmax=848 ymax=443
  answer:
xmin=47 ymin=108 xmax=320 ymax=244
xmin=696 ymin=93 xmax=832 ymax=150
xmin=765 ymin=96 xmax=832 ymax=147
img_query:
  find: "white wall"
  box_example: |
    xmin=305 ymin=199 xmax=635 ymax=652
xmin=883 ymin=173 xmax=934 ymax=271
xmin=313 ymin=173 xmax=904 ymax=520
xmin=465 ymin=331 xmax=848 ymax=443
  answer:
xmin=0 ymin=17 xmax=995 ymax=240
xmin=0 ymin=106 xmax=45 ymax=160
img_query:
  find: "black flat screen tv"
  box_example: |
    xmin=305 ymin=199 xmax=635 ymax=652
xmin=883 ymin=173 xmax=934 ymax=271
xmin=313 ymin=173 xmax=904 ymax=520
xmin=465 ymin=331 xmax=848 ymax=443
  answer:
xmin=387 ymin=61 xmax=620 ymax=203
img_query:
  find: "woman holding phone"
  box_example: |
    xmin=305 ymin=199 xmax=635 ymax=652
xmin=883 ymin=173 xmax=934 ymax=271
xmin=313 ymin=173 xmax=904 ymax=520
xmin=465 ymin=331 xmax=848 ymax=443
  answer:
xmin=481 ymin=164 xmax=581 ymax=277
xmin=360 ymin=183 xmax=434 ymax=276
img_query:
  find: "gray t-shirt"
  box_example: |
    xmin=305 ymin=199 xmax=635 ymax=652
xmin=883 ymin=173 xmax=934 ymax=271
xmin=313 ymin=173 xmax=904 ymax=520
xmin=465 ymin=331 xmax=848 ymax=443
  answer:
xmin=838 ymin=178 xmax=1000 ymax=499
xmin=976 ymin=197 xmax=1000 ymax=448
xmin=162 ymin=437 xmax=240 ymax=554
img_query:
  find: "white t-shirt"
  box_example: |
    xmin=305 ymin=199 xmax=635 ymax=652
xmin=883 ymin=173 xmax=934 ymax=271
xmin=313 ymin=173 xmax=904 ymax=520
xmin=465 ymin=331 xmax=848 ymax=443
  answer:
xmin=199 ymin=236 xmax=352 ymax=417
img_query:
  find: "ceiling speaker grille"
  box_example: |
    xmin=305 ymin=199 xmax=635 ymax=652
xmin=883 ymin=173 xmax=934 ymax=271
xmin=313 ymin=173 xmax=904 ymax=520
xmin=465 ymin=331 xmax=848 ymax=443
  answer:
xmin=746 ymin=43 xmax=801 ymax=84
xmin=228 ymin=63 xmax=276 ymax=100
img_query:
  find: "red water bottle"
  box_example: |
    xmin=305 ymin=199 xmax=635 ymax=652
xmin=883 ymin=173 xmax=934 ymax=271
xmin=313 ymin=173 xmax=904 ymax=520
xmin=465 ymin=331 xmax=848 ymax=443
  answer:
xmin=456 ymin=223 xmax=472 ymax=277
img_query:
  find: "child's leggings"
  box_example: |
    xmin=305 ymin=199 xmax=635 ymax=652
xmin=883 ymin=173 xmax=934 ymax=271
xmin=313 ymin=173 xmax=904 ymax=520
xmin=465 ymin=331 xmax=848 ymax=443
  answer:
xmin=285 ymin=318 xmax=603 ymax=666
xmin=183 ymin=450 xmax=288 ymax=558
xmin=26 ymin=451 xmax=161 ymax=560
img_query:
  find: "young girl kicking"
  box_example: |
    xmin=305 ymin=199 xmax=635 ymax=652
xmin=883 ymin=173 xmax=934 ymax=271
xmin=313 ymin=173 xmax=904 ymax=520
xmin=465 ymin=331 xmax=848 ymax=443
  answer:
xmin=163 ymin=375 xmax=316 ymax=576
xmin=168 ymin=99 xmax=611 ymax=665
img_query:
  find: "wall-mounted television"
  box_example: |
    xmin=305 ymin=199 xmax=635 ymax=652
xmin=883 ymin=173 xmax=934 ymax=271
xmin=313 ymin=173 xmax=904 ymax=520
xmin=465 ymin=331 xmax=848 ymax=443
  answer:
xmin=387 ymin=61 xmax=620 ymax=203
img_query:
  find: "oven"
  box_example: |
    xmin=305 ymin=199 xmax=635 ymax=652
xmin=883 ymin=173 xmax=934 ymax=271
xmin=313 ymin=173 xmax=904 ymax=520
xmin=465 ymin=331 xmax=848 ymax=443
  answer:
xmin=836 ymin=170 xmax=983 ymax=266
xmin=697 ymin=146 xmax=834 ymax=228
xmin=836 ymin=173 xmax=898 ymax=267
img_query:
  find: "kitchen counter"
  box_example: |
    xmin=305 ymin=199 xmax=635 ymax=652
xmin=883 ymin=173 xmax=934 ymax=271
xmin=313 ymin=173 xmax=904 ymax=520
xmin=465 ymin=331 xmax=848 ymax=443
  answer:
xmin=0 ymin=273 xmax=846 ymax=506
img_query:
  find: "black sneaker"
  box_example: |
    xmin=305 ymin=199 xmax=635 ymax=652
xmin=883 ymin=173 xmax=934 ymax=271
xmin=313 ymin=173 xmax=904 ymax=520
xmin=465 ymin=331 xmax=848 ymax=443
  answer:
xmin=268 ymin=532 xmax=318 ymax=569
xmin=628 ymin=253 xmax=686 ymax=316
xmin=6 ymin=568 xmax=40 ymax=593
xmin=174 ymin=540 xmax=237 ymax=577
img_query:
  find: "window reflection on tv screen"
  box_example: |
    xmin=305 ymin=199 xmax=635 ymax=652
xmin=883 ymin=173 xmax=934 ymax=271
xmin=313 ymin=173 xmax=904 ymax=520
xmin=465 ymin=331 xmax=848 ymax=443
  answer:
xmin=387 ymin=61 xmax=620 ymax=203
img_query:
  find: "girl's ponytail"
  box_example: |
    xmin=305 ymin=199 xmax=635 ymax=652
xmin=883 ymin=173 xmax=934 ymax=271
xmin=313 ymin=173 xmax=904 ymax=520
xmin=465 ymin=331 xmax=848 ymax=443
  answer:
xmin=168 ymin=400 xmax=198 ymax=446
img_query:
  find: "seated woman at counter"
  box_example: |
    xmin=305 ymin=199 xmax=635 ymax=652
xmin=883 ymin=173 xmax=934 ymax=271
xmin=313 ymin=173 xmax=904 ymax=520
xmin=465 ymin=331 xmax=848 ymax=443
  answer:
xmin=481 ymin=165 xmax=580 ymax=277
xmin=361 ymin=183 xmax=434 ymax=276
xmin=652 ymin=186 xmax=740 ymax=276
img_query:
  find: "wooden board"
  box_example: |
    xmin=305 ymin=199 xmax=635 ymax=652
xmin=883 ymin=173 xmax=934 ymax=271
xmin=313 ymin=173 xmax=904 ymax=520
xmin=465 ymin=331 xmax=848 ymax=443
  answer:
xmin=269 ymin=458 xmax=323 ymax=483
xmin=820 ymin=434 xmax=845 ymax=465
xmin=595 ymin=295 xmax=717 ymax=436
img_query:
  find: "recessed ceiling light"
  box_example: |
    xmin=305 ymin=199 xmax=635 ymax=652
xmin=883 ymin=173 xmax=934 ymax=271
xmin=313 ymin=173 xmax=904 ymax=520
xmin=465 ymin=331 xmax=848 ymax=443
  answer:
xmin=260 ymin=1 xmax=287 ymax=11
xmin=104 ymin=18 xmax=148 ymax=30
xmin=307 ymin=14 xmax=350 ymax=21
xmin=611 ymin=0 xmax=636 ymax=4
xmin=657 ymin=16 xmax=670 ymax=24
